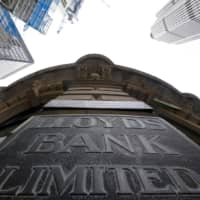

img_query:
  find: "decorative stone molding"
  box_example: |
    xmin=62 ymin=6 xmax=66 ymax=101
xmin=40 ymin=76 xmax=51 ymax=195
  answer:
xmin=77 ymin=63 xmax=112 ymax=81
xmin=0 ymin=54 xmax=199 ymax=136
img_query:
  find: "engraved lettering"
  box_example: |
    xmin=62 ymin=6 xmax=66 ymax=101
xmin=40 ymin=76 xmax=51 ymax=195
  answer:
xmin=31 ymin=116 xmax=173 ymax=130
xmin=17 ymin=166 xmax=47 ymax=195
xmin=61 ymin=166 xmax=88 ymax=195
xmin=36 ymin=117 xmax=72 ymax=128
xmin=137 ymin=167 xmax=174 ymax=193
xmin=0 ymin=166 xmax=20 ymax=195
xmin=122 ymin=118 xmax=146 ymax=129
xmin=90 ymin=166 xmax=107 ymax=195
xmin=23 ymin=133 xmax=180 ymax=156
xmin=38 ymin=166 xmax=62 ymax=196
xmin=104 ymin=134 xmax=135 ymax=153
xmin=74 ymin=117 xmax=97 ymax=128
xmin=113 ymin=167 xmax=133 ymax=194
xmin=1 ymin=114 xmax=200 ymax=198
xmin=167 ymin=167 xmax=200 ymax=193
xmin=143 ymin=119 xmax=166 ymax=130
xmin=0 ymin=165 xmax=200 ymax=197
xmin=138 ymin=135 xmax=179 ymax=155
xmin=97 ymin=117 xmax=116 ymax=128
xmin=50 ymin=117 xmax=72 ymax=128
xmin=58 ymin=134 xmax=101 ymax=153
xmin=24 ymin=134 xmax=65 ymax=153
xmin=38 ymin=166 xmax=88 ymax=196
xmin=17 ymin=166 xmax=88 ymax=196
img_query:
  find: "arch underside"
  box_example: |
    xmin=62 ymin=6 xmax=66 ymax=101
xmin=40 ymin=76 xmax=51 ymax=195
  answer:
xmin=0 ymin=54 xmax=199 ymax=141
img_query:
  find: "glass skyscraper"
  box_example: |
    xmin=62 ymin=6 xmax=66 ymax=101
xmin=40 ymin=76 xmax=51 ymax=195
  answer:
xmin=0 ymin=0 xmax=60 ymax=34
xmin=151 ymin=0 xmax=200 ymax=44
xmin=0 ymin=4 xmax=33 ymax=79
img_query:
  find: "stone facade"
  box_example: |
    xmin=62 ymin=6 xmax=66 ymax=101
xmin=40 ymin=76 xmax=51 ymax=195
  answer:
xmin=0 ymin=54 xmax=200 ymax=200
xmin=0 ymin=54 xmax=199 ymax=141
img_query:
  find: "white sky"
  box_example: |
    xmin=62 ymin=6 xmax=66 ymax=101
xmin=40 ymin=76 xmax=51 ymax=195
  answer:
xmin=0 ymin=0 xmax=200 ymax=98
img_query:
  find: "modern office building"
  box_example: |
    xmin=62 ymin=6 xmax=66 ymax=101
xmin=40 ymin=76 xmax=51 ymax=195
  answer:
xmin=0 ymin=4 xmax=33 ymax=79
xmin=1 ymin=0 xmax=85 ymax=34
xmin=0 ymin=54 xmax=199 ymax=199
xmin=66 ymin=0 xmax=84 ymax=21
xmin=0 ymin=0 xmax=17 ymax=11
xmin=151 ymin=0 xmax=200 ymax=44
xmin=0 ymin=0 xmax=37 ymax=22
xmin=58 ymin=0 xmax=84 ymax=32
xmin=0 ymin=0 xmax=60 ymax=34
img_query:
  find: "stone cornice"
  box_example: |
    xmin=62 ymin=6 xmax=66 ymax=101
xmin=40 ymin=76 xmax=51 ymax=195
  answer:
xmin=0 ymin=54 xmax=199 ymax=134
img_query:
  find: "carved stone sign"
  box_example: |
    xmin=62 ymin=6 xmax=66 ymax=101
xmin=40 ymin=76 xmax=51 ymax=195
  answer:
xmin=0 ymin=115 xmax=200 ymax=199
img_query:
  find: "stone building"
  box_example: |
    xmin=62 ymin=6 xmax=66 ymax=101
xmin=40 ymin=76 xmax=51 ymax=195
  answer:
xmin=0 ymin=54 xmax=199 ymax=199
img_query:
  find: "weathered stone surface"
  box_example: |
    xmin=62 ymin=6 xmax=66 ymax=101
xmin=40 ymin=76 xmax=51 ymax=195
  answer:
xmin=0 ymin=54 xmax=199 ymax=200
xmin=0 ymin=114 xmax=200 ymax=199
xmin=0 ymin=54 xmax=199 ymax=136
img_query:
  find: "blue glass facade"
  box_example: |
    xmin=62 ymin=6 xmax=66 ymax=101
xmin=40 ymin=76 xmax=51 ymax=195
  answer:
xmin=24 ymin=0 xmax=60 ymax=34
xmin=0 ymin=4 xmax=33 ymax=78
